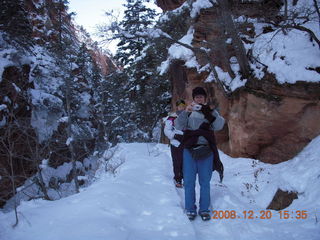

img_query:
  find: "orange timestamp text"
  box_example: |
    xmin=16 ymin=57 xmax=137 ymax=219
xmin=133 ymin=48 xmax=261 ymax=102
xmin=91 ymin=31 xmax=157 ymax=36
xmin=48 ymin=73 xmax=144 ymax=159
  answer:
xmin=212 ymin=210 xmax=308 ymax=220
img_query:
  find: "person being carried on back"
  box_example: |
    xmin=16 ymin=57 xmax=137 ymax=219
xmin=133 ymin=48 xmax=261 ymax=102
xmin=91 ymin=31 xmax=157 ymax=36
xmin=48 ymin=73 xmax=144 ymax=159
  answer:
xmin=175 ymin=87 xmax=225 ymax=221
xmin=163 ymin=99 xmax=186 ymax=188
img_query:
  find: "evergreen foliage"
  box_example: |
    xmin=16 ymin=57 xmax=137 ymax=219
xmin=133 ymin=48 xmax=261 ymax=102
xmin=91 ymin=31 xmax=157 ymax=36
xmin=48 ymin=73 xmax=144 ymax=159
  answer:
xmin=115 ymin=0 xmax=157 ymax=67
xmin=100 ymin=1 xmax=192 ymax=142
xmin=0 ymin=0 xmax=33 ymax=47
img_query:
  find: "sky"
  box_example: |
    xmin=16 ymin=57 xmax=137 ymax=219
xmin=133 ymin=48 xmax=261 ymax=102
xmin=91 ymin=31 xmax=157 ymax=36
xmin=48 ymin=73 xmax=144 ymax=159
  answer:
xmin=68 ymin=0 xmax=126 ymax=33
xmin=68 ymin=0 xmax=126 ymax=54
xmin=68 ymin=0 xmax=161 ymax=54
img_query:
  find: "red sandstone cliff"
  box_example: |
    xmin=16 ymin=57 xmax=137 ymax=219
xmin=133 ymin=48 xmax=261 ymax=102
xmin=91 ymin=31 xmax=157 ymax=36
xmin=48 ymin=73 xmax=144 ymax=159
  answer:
xmin=157 ymin=0 xmax=320 ymax=164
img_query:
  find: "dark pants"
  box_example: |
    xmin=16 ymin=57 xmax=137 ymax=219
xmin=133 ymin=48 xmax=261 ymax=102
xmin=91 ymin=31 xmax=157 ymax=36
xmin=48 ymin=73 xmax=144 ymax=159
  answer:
xmin=170 ymin=145 xmax=183 ymax=182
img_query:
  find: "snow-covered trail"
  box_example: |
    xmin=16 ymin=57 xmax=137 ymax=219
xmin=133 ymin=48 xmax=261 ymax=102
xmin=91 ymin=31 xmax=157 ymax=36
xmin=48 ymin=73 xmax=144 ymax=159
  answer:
xmin=0 ymin=144 xmax=196 ymax=240
xmin=1 ymin=142 xmax=319 ymax=240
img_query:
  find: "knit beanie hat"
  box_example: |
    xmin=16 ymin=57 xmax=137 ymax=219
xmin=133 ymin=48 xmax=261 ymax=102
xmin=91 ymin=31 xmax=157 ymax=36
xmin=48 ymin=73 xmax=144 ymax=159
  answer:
xmin=192 ymin=87 xmax=207 ymax=99
xmin=176 ymin=99 xmax=186 ymax=106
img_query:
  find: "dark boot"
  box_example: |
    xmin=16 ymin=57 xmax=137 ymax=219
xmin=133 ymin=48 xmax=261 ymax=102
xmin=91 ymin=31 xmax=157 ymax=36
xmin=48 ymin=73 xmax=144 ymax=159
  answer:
xmin=186 ymin=211 xmax=197 ymax=221
xmin=199 ymin=211 xmax=211 ymax=221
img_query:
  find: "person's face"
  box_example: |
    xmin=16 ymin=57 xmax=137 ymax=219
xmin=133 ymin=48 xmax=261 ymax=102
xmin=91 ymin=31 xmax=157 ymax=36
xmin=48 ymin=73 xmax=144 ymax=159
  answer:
xmin=194 ymin=95 xmax=206 ymax=105
xmin=177 ymin=104 xmax=186 ymax=111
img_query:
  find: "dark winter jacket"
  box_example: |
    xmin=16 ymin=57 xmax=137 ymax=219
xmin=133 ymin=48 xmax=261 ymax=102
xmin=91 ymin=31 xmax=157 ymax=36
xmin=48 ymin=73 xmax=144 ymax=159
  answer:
xmin=175 ymin=108 xmax=225 ymax=145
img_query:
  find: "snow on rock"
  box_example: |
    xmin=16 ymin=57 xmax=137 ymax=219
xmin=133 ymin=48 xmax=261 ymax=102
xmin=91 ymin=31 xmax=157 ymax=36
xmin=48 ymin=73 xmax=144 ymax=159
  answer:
xmin=160 ymin=27 xmax=201 ymax=74
xmin=0 ymin=104 xmax=7 ymax=111
xmin=190 ymin=0 xmax=215 ymax=18
xmin=66 ymin=137 xmax=73 ymax=146
xmin=29 ymin=89 xmax=63 ymax=107
xmin=28 ymin=45 xmax=64 ymax=92
xmin=39 ymin=159 xmax=49 ymax=169
xmin=208 ymin=65 xmax=247 ymax=92
xmin=0 ymin=116 xmax=6 ymax=127
xmin=0 ymin=57 xmax=13 ymax=82
xmin=58 ymin=116 xmax=69 ymax=123
xmin=29 ymin=89 xmax=64 ymax=142
xmin=77 ymin=91 xmax=91 ymax=118
xmin=168 ymin=28 xmax=195 ymax=62
xmin=241 ymin=0 xmax=320 ymax=85
xmin=252 ymin=29 xmax=320 ymax=84
xmin=0 ymin=41 xmax=17 ymax=81
xmin=2 ymin=152 xmax=103 ymax=212
xmin=1 ymin=138 xmax=319 ymax=240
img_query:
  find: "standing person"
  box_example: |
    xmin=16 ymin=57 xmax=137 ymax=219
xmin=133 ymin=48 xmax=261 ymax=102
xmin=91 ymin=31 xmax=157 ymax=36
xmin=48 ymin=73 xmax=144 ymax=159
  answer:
xmin=175 ymin=87 xmax=225 ymax=221
xmin=163 ymin=100 xmax=186 ymax=188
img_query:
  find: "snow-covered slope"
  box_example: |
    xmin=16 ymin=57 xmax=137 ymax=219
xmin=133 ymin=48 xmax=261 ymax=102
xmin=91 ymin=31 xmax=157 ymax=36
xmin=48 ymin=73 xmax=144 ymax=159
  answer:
xmin=0 ymin=139 xmax=319 ymax=240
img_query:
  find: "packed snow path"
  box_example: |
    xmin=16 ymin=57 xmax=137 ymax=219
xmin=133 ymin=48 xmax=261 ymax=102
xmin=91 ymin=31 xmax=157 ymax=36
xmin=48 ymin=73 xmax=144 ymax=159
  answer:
xmin=1 ymin=142 xmax=319 ymax=240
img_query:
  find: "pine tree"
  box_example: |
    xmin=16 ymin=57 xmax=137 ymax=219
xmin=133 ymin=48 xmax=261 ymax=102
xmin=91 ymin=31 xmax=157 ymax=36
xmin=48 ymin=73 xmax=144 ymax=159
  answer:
xmin=115 ymin=0 xmax=157 ymax=67
xmin=118 ymin=3 xmax=191 ymax=140
xmin=46 ymin=0 xmax=76 ymax=53
xmin=99 ymin=1 xmax=192 ymax=141
xmin=103 ymin=71 xmax=138 ymax=143
xmin=0 ymin=0 xmax=33 ymax=46
xmin=46 ymin=0 xmax=84 ymax=193
xmin=90 ymin=63 xmax=109 ymax=151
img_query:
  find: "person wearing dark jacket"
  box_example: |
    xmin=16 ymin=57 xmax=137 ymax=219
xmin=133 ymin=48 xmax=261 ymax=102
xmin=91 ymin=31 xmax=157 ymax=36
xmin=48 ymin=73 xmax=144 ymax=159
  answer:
xmin=175 ymin=87 xmax=225 ymax=221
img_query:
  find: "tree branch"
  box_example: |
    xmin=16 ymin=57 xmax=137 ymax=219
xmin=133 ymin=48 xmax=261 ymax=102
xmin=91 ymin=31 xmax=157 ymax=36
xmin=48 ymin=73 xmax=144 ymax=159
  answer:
xmin=314 ymin=0 xmax=320 ymax=30
xmin=290 ymin=25 xmax=320 ymax=48
xmin=266 ymin=20 xmax=320 ymax=49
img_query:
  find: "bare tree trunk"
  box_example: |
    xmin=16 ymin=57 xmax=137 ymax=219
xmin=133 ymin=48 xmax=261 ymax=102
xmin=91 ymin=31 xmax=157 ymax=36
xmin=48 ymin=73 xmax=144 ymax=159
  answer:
xmin=34 ymin=141 xmax=51 ymax=200
xmin=26 ymin=129 xmax=51 ymax=200
xmin=3 ymin=126 xmax=19 ymax=227
xmin=97 ymin=80 xmax=108 ymax=152
xmin=65 ymin=73 xmax=80 ymax=193
xmin=9 ymin=153 xmax=19 ymax=227
xmin=216 ymin=0 xmax=251 ymax=78
xmin=205 ymin=29 xmax=236 ymax=79
xmin=284 ymin=0 xmax=288 ymax=21
xmin=202 ymin=48 xmax=232 ymax=96
xmin=58 ymin=0 xmax=63 ymax=45
xmin=35 ymin=168 xmax=51 ymax=200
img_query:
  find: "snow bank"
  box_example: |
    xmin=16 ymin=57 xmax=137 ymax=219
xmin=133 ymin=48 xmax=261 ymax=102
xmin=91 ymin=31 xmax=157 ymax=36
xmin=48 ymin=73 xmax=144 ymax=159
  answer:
xmin=0 ymin=144 xmax=196 ymax=240
xmin=2 ymin=151 xmax=104 ymax=212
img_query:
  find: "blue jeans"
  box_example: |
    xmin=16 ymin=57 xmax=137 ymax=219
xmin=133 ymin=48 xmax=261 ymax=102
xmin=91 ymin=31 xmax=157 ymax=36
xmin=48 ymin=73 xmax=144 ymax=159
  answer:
xmin=183 ymin=149 xmax=213 ymax=213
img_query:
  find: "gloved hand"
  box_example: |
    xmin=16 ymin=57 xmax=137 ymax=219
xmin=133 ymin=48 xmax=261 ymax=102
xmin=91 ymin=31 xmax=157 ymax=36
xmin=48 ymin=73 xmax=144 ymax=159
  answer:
xmin=173 ymin=134 xmax=183 ymax=142
xmin=200 ymin=104 xmax=216 ymax=123
xmin=199 ymin=122 xmax=210 ymax=130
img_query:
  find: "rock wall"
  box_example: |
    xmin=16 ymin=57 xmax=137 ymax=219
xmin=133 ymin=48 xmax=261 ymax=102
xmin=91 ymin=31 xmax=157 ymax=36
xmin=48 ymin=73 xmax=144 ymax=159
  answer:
xmin=0 ymin=65 xmax=37 ymax=207
xmin=157 ymin=0 xmax=320 ymax=164
xmin=0 ymin=0 xmax=117 ymax=207
xmin=171 ymin=62 xmax=320 ymax=164
xmin=156 ymin=0 xmax=187 ymax=11
xmin=221 ymin=77 xmax=320 ymax=163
